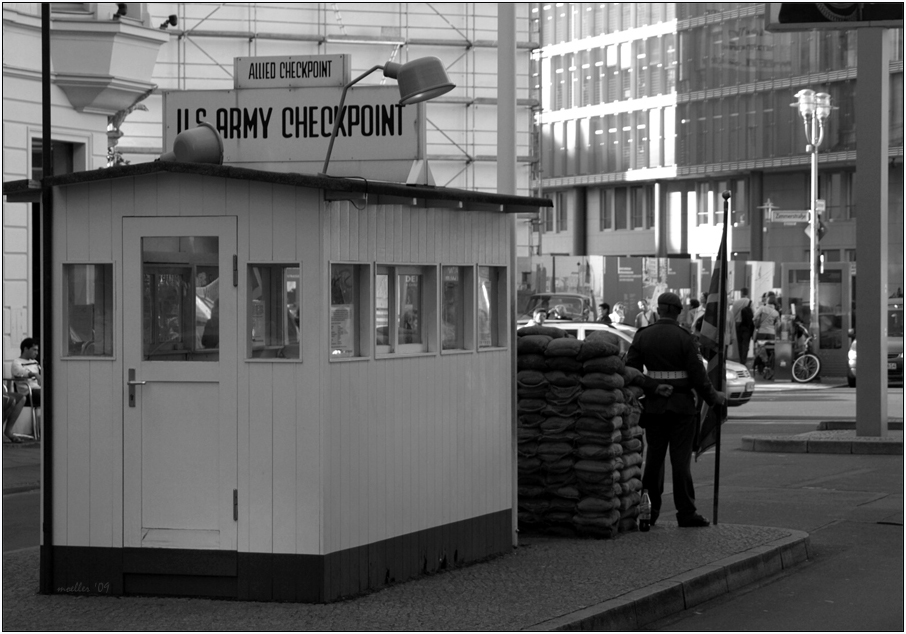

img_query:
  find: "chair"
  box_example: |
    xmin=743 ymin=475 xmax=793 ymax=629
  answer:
xmin=2 ymin=360 xmax=39 ymax=441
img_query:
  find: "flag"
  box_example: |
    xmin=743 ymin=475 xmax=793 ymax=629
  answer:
xmin=695 ymin=214 xmax=728 ymax=460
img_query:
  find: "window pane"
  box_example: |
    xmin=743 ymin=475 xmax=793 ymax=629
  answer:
xmin=248 ymin=264 xmax=300 ymax=359
xmin=478 ymin=266 xmax=507 ymax=349
xmin=376 ymin=271 xmax=391 ymax=348
xmin=143 ymin=236 xmax=218 ymax=361
xmin=64 ymin=263 xmax=113 ymax=357
xmin=398 ymin=273 xmax=422 ymax=345
xmin=330 ymin=263 xmax=363 ymax=358
xmin=442 ymin=266 xmax=466 ymax=350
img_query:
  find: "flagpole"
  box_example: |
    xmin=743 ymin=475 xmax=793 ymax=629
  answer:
xmin=713 ymin=191 xmax=731 ymax=525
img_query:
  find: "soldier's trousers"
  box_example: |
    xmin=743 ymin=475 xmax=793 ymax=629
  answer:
xmin=640 ymin=411 xmax=698 ymax=522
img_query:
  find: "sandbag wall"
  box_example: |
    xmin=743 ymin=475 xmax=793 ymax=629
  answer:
xmin=516 ymin=326 xmax=648 ymax=538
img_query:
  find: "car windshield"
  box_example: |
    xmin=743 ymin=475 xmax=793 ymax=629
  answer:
xmin=521 ymin=295 xmax=585 ymax=320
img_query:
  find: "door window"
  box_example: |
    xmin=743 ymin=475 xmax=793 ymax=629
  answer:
xmin=142 ymin=236 xmax=219 ymax=361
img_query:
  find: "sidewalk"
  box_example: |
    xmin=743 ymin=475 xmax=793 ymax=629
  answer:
xmin=3 ymin=441 xmax=809 ymax=631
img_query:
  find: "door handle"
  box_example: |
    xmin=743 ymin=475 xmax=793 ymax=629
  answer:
xmin=128 ymin=369 xmax=146 ymax=407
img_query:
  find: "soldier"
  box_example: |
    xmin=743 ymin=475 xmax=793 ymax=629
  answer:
xmin=626 ymin=292 xmax=727 ymax=528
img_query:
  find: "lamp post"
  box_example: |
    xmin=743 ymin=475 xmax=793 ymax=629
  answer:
xmin=792 ymin=89 xmax=832 ymax=336
xmin=321 ymin=56 xmax=455 ymax=175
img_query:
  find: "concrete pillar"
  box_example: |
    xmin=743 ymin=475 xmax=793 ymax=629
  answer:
xmin=855 ymin=29 xmax=889 ymax=437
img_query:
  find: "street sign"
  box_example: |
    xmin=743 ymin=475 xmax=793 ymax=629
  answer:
xmin=815 ymin=199 xmax=826 ymax=214
xmin=771 ymin=210 xmax=809 ymax=223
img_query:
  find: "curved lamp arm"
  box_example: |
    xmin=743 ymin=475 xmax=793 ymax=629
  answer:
xmin=321 ymin=64 xmax=387 ymax=175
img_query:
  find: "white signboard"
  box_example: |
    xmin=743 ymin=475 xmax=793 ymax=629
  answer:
xmin=163 ymin=86 xmax=419 ymax=166
xmin=771 ymin=210 xmax=809 ymax=223
xmin=234 ymin=55 xmax=349 ymax=89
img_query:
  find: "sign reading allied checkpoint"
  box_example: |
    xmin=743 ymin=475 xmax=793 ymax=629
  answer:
xmin=234 ymin=55 xmax=349 ymax=89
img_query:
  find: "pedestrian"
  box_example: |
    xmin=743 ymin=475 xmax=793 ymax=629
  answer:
xmin=625 ymin=292 xmax=727 ymax=528
xmin=610 ymin=302 xmax=626 ymax=324
xmin=683 ymin=298 xmax=701 ymax=332
xmin=732 ymin=287 xmax=755 ymax=366
xmin=634 ymin=299 xmax=658 ymax=328
xmin=521 ymin=306 xmax=548 ymax=328
xmin=752 ymin=296 xmax=781 ymax=374
xmin=597 ymin=302 xmax=612 ymax=325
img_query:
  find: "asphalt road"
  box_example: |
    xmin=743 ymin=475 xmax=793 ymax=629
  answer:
xmin=641 ymin=387 xmax=904 ymax=632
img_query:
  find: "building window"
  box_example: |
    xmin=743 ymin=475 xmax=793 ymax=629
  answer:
xmin=478 ymin=266 xmax=507 ymax=349
xmin=442 ymin=266 xmax=473 ymax=351
xmin=248 ymin=264 xmax=300 ymax=359
xmin=330 ymin=263 xmax=369 ymax=358
xmin=732 ymin=180 xmax=748 ymax=226
xmin=63 ymin=263 xmax=113 ymax=357
xmin=556 ymin=192 xmax=568 ymax=233
xmin=543 ymin=207 xmax=554 ymax=233
xmin=376 ymin=265 xmax=436 ymax=355
xmin=600 ymin=189 xmax=614 ymax=231
xmin=630 ymin=187 xmax=646 ymax=229
xmin=614 ymin=187 xmax=628 ymax=230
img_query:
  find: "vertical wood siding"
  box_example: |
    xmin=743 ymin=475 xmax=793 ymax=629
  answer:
xmin=322 ymin=202 xmax=512 ymax=553
xmin=51 ymin=172 xmax=510 ymax=560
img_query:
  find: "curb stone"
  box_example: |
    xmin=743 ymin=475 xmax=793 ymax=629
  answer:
xmin=525 ymin=530 xmax=810 ymax=631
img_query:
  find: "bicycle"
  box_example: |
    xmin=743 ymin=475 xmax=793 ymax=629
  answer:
xmin=792 ymin=331 xmax=822 ymax=383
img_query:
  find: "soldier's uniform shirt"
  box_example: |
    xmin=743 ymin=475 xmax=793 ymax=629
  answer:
xmin=625 ymin=318 xmax=719 ymax=413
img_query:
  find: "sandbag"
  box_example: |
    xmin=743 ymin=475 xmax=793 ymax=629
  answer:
xmin=539 ymin=430 xmax=578 ymax=444
xmin=537 ymin=442 xmax=574 ymax=462
xmin=575 ymin=416 xmax=621 ymax=434
xmin=620 ymin=424 xmax=643 ymax=439
xmin=621 ymin=452 xmax=643 ymax=468
xmin=518 ymin=325 xmax=567 ymax=338
xmin=621 ymin=367 xmax=646 ymax=387
xmin=517 ymin=335 xmax=553 ymax=356
xmin=545 ymin=371 xmax=581 ymax=387
xmin=579 ymin=389 xmax=621 ymax=406
xmin=582 ymin=355 xmax=625 ymax=374
xmin=518 ymin=354 xmax=548 ymax=371
xmin=542 ymin=456 xmax=576 ymax=474
xmin=518 ymin=412 xmax=546 ymax=428
xmin=517 ymin=399 xmax=547 ymax=414
xmin=576 ymin=443 xmax=622 ymax=461
xmin=547 ymin=383 xmax=583 ymax=403
xmin=576 ymin=339 xmax=621 ymax=361
xmin=619 ymin=490 xmax=641 ymax=511
xmin=545 ymin=337 xmax=583 ymax=358
xmin=517 ymin=442 xmax=539 ymax=457
xmin=518 ymin=484 xmax=546 ymax=498
xmin=622 ymin=477 xmax=643 ymax=492
xmin=542 ymin=403 xmax=582 ymax=418
xmin=620 ymin=438 xmax=643 ymax=453
xmin=553 ymin=485 xmax=580 ymax=500
xmin=580 ymin=372 xmax=625 ymax=390
xmin=578 ymin=481 xmax=620 ymax=499
xmin=619 ymin=465 xmax=643 ymax=482
xmin=577 ymin=496 xmax=619 ymax=514
xmin=545 ymin=356 xmax=585 ymax=373
xmin=573 ymin=508 xmax=622 ymax=528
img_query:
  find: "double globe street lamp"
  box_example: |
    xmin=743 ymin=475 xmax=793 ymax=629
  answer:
xmin=792 ymin=88 xmax=833 ymax=337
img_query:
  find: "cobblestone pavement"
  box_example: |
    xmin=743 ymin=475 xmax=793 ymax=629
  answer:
xmin=3 ymin=524 xmax=794 ymax=631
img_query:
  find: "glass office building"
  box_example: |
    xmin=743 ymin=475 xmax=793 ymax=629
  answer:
xmin=531 ymin=3 xmax=903 ymax=286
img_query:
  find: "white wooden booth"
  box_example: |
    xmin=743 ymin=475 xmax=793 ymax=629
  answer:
xmin=4 ymin=161 xmax=548 ymax=602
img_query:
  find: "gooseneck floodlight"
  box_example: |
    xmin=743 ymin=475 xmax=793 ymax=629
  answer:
xmin=321 ymin=56 xmax=455 ymax=175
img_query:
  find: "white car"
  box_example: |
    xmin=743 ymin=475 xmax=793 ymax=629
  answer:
xmin=535 ymin=321 xmax=755 ymax=407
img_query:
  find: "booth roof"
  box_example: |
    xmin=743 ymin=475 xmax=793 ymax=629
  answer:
xmin=2 ymin=161 xmax=551 ymax=214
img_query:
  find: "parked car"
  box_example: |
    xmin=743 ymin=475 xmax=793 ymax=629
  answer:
xmin=847 ymin=298 xmax=904 ymax=387
xmin=517 ymin=293 xmax=597 ymax=325
xmin=541 ymin=321 xmax=755 ymax=407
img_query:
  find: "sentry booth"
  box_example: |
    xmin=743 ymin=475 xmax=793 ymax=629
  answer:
xmin=5 ymin=160 xmax=548 ymax=602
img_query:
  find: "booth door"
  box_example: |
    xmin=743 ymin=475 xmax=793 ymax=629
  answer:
xmin=123 ymin=216 xmax=238 ymax=551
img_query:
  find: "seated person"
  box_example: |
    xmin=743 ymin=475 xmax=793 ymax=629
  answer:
xmin=12 ymin=337 xmax=42 ymax=410
xmin=3 ymin=383 xmax=25 ymax=443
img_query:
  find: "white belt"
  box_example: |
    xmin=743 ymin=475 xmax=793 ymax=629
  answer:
xmin=646 ymin=370 xmax=688 ymax=379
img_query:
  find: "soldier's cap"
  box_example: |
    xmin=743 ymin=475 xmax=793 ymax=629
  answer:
xmin=657 ymin=292 xmax=683 ymax=310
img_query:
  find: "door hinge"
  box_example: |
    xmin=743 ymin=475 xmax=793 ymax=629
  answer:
xmin=233 ymin=489 xmax=238 ymax=521
xmin=233 ymin=255 xmax=238 ymax=287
